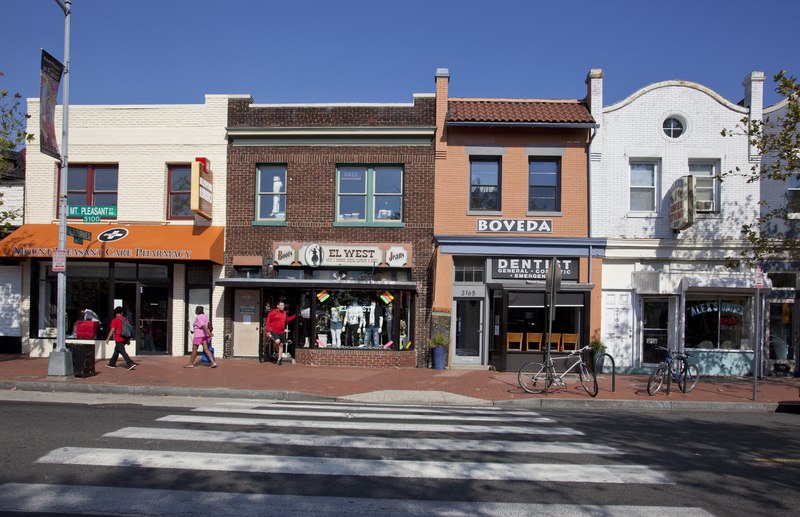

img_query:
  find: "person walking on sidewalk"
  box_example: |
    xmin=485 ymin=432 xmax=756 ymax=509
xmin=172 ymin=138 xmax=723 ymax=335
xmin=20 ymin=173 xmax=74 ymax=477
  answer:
xmin=185 ymin=306 xmax=217 ymax=368
xmin=266 ymin=300 xmax=295 ymax=365
xmin=105 ymin=306 xmax=136 ymax=370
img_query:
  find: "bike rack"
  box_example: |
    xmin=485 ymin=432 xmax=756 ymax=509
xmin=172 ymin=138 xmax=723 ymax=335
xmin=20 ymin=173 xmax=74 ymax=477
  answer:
xmin=594 ymin=353 xmax=616 ymax=393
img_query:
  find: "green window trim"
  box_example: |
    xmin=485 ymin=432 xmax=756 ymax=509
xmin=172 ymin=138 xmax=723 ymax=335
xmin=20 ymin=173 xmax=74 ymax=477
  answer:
xmin=336 ymin=164 xmax=404 ymax=224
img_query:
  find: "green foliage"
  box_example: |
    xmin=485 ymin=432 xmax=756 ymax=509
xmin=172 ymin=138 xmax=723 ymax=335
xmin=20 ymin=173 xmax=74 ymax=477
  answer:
xmin=590 ymin=340 xmax=606 ymax=352
xmin=429 ymin=333 xmax=449 ymax=348
xmin=722 ymin=71 xmax=800 ymax=266
xmin=0 ymin=71 xmax=33 ymax=231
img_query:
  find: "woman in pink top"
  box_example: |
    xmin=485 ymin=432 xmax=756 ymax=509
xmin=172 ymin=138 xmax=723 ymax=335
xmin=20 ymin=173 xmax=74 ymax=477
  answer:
xmin=185 ymin=306 xmax=217 ymax=368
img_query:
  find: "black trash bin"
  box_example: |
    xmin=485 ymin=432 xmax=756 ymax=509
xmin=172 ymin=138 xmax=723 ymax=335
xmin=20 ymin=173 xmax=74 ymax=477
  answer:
xmin=67 ymin=343 xmax=96 ymax=378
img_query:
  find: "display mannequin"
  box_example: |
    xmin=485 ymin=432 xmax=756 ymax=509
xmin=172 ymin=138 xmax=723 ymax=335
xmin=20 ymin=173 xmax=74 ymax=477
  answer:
xmin=362 ymin=299 xmax=384 ymax=348
xmin=345 ymin=301 xmax=364 ymax=347
xmin=330 ymin=304 xmax=343 ymax=347
xmin=271 ymin=175 xmax=283 ymax=215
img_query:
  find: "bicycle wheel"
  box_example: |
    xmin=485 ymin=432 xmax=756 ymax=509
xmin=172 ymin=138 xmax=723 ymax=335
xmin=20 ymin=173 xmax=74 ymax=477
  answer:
xmin=259 ymin=338 xmax=270 ymax=363
xmin=679 ymin=364 xmax=700 ymax=393
xmin=518 ymin=361 xmax=548 ymax=394
xmin=578 ymin=362 xmax=598 ymax=397
xmin=647 ymin=365 xmax=667 ymax=395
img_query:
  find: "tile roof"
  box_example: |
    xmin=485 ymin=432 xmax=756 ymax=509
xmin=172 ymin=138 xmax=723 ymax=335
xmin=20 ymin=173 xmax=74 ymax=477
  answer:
xmin=447 ymin=99 xmax=595 ymax=124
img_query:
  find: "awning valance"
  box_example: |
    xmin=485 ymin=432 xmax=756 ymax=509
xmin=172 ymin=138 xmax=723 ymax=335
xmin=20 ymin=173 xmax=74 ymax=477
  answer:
xmin=0 ymin=223 xmax=224 ymax=264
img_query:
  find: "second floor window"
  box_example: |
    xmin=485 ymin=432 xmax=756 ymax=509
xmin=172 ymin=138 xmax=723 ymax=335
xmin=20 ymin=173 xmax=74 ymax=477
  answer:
xmin=336 ymin=165 xmax=403 ymax=224
xmin=257 ymin=165 xmax=287 ymax=221
xmin=630 ymin=161 xmax=657 ymax=212
xmin=66 ymin=165 xmax=118 ymax=218
xmin=470 ymin=158 xmax=501 ymax=211
xmin=168 ymin=165 xmax=193 ymax=219
xmin=689 ymin=161 xmax=718 ymax=212
xmin=528 ymin=158 xmax=561 ymax=212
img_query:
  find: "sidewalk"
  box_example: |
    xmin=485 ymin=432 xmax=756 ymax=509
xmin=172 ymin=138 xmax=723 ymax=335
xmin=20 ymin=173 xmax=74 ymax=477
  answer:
xmin=0 ymin=354 xmax=798 ymax=410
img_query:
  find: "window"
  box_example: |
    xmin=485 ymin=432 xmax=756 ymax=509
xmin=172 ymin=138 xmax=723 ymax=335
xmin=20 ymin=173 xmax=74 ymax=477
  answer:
xmin=689 ymin=161 xmax=718 ymax=212
xmin=336 ymin=165 xmax=403 ymax=224
xmin=469 ymin=158 xmax=501 ymax=211
xmin=455 ymin=264 xmax=484 ymax=283
xmin=663 ymin=117 xmax=685 ymax=138
xmin=685 ymin=297 xmax=750 ymax=350
xmin=257 ymin=165 xmax=287 ymax=221
xmin=65 ymin=165 xmax=118 ymax=218
xmin=528 ymin=158 xmax=560 ymax=212
xmin=168 ymin=165 xmax=192 ymax=219
xmin=630 ymin=162 xmax=657 ymax=212
xmin=787 ymin=188 xmax=800 ymax=215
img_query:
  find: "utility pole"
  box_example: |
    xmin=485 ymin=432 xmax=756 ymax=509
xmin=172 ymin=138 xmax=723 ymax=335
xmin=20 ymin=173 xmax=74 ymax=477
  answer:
xmin=47 ymin=0 xmax=73 ymax=376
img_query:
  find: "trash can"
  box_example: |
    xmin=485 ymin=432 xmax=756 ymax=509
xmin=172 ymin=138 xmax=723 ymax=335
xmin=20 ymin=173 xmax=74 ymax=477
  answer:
xmin=67 ymin=343 xmax=96 ymax=378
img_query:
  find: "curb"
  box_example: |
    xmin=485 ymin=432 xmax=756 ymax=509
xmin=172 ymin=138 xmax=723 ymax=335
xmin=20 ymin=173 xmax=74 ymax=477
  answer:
xmin=0 ymin=380 xmax=792 ymax=411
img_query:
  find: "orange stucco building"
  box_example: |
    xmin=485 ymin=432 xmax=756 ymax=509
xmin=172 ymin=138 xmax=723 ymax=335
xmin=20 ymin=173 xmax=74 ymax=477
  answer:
xmin=432 ymin=69 xmax=605 ymax=372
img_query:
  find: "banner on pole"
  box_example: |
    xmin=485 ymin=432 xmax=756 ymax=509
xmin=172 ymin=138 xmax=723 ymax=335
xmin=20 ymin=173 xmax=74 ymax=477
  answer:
xmin=39 ymin=50 xmax=64 ymax=159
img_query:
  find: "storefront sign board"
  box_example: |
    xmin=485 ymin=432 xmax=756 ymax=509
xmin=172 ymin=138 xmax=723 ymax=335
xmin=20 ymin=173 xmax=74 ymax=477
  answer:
xmin=493 ymin=257 xmax=578 ymax=281
xmin=299 ymin=243 xmax=383 ymax=267
xmin=274 ymin=245 xmax=296 ymax=265
xmin=670 ymin=175 xmax=695 ymax=231
xmin=477 ymin=219 xmax=553 ymax=233
xmin=190 ymin=158 xmax=213 ymax=220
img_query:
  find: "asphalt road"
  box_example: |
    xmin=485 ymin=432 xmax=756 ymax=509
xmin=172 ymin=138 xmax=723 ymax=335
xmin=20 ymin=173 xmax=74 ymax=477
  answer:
xmin=0 ymin=397 xmax=798 ymax=516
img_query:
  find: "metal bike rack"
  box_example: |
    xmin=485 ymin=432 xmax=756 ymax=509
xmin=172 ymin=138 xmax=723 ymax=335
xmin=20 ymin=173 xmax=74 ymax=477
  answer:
xmin=594 ymin=352 xmax=616 ymax=393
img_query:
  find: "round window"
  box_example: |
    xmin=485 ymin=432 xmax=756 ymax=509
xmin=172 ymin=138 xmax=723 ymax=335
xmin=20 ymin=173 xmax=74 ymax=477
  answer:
xmin=662 ymin=117 xmax=685 ymax=138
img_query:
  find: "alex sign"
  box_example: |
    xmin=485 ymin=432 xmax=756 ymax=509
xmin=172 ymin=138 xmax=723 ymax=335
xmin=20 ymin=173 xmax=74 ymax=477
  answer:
xmin=670 ymin=175 xmax=696 ymax=231
xmin=492 ymin=257 xmax=579 ymax=281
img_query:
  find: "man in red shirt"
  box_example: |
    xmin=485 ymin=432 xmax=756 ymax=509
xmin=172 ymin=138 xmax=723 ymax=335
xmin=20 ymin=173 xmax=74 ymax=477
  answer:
xmin=265 ymin=300 xmax=295 ymax=366
xmin=105 ymin=306 xmax=136 ymax=370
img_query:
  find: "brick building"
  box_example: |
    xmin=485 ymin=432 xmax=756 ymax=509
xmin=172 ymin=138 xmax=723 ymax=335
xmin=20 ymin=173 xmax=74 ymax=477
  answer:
xmin=219 ymin=91 xmax=436 ymax=367
xmin=431 ymin=69 xmax=605 ymax=372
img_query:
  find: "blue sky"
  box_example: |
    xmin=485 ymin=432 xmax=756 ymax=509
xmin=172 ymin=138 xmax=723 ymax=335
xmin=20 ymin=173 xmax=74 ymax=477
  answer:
xmin=1 ymin=0 xmax=798 ymax=108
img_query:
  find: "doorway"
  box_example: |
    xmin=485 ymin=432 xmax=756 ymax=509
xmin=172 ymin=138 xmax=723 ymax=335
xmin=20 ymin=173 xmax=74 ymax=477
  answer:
xmin=138 ymin=285 xmax=169 ymax=354
xmin=233 ymin=289 xmax=261 ymax=357
xmin=453 ymin=299 xmax=482 ymax=365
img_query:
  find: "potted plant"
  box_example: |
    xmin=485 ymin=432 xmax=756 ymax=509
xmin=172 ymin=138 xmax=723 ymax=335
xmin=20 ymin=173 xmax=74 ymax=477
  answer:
xmin=590 ymin=339 xmax=607 ymax=372
xmin=429 ymin=333 xmax=449 ymax=370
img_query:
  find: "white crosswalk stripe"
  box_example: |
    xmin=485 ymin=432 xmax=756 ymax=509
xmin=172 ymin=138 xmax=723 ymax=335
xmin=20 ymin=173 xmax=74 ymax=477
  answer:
xmin=0 ymin=483 xmax=717 ymax=517
xmin=106 ymin=426 xmax=621 ymax=454
xmin=5 ymin=401 xmax=717 ymax=516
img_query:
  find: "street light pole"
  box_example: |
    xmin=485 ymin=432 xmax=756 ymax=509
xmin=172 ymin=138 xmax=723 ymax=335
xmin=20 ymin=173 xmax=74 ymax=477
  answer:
xmin=48 ymin=0 xmax=72 ymax=376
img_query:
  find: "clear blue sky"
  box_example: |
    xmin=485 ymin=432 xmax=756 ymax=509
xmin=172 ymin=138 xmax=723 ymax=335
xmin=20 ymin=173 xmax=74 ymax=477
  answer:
xmin=2 ymin=0 xmax=798 ymax=108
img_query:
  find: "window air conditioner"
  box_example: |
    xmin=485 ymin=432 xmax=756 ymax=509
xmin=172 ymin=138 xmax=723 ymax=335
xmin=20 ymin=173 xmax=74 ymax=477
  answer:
xmin=695 ymin=200 xmax=714 ymax=212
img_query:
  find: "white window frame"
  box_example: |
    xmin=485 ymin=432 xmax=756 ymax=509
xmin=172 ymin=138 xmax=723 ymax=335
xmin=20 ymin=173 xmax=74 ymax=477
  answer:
xmin=689 ymin=160 xmax=719 ymax=213
xmin=256 ymin=164 xmax=287 ymax=222
xmin=629 ymin=161 xmax=659 ymax=213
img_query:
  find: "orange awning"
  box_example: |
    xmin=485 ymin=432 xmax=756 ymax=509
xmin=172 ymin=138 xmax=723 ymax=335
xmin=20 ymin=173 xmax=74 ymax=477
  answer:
xmin=0 ymin=224 xmax=224 ymax=264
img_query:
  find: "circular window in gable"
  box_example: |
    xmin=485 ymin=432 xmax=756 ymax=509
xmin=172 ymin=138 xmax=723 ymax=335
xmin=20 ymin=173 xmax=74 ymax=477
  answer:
xmin=662 ymin=117 xmax=685 ymax=138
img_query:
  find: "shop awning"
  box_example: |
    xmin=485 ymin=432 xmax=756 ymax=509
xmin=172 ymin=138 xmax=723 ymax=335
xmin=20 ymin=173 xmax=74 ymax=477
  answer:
xmin=0 ymin=223 xmax=225 ymax=264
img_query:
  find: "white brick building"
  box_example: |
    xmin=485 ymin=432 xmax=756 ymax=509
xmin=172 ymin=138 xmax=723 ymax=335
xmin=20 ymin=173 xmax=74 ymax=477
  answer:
xmin=589 ymin=69 xmax=767 ymax=375
xmin=0 ymin=95 xmax=239 ymax=359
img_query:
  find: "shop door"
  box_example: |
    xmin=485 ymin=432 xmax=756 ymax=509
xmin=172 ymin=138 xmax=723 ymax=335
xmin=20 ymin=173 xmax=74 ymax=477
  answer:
xmin=139 ymin=285 xmax=169 ymax=354
xmin=234 ymin=290 xmax=261 ymax=357
xmin=603 ymin=291 xmax=631 ymax=364
xmin=453 ymin=299 xmax=483 ymax=365
xmin=641 ymin=299 xmax=669 ymax=364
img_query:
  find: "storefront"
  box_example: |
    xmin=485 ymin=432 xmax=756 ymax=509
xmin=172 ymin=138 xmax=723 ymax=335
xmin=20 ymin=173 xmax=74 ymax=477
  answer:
xmin=221 ymin=241 xmax=419 ymax=367
xmin=0 ymin=223 xmax=223 ymax=358
xmin=436 ymin=236 xmax=605 ymax=372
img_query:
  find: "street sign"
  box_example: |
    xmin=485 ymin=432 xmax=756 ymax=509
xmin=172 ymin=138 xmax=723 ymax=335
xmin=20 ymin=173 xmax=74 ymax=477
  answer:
xmin=66 ymin=226 xmax=91 ymax=241
xmin=52 ymin=249 xmax=66 ymax=272
xmin=67 ymin=205 xmax=117 ymax=223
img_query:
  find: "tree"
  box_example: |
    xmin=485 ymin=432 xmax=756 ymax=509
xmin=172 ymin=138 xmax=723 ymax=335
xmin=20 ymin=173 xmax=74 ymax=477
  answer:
xmin=722 ymin=71 xmax=800 ymax=267
xmin=0 ymin=71 xmax=34 ymax=231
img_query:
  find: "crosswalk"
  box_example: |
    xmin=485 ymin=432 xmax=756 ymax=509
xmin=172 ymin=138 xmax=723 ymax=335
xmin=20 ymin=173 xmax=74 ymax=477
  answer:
xmin=0 ymin=401 xmax=715 ymax=516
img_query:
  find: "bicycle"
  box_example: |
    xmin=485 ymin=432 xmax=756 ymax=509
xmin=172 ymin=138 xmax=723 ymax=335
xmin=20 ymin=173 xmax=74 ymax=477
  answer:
xmin=646 ymin=345 xmax=700 ymax=395
xmin=259 ymin=334 xmax=277 ymax=363
xmin=518 ymin=345 xmax=598 ymax=397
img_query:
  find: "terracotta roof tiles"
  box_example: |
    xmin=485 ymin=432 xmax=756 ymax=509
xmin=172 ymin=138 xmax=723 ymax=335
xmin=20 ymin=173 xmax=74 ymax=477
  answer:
xmin=447 ymin=99 xmax=594 ymax=124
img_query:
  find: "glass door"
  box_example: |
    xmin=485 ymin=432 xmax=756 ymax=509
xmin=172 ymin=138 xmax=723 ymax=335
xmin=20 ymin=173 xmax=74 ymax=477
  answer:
xmin=139 ymin=285 xmax=169 ymax=354
xmin=642 ymin=298 xmax=668 ymax=364
xmin=454 ymin=299 xmax=482 ymax=365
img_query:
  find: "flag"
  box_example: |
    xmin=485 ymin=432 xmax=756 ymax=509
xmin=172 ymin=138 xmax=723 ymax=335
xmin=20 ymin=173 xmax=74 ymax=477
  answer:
xmin=316 ymin=290 xmax=330 ymax=302
xmin=39 ymin=50 xmax=63 ymax=159
xmin=379 ymin=291 xmax=393 ymax=304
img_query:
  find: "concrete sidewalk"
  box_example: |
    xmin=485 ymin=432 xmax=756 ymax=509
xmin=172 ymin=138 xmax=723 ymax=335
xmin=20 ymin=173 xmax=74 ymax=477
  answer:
xmin=0 ymin=354 xmax=798 ymax=410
